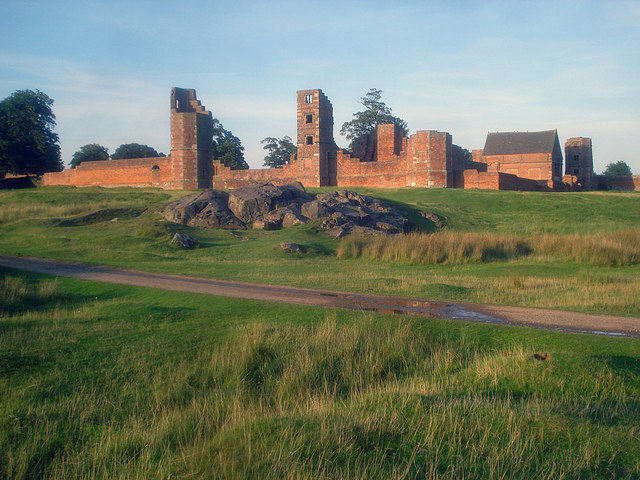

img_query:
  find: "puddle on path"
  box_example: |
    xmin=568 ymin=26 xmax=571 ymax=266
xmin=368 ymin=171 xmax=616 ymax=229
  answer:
xmin=335 ymin=294 xmax=640 ymax=339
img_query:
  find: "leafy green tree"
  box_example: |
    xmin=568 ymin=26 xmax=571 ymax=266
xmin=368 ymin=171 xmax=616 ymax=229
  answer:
xmin=601 ymin=161 xmax=632 ymax=177
xmin=0 ymin=89 xmax=63 ymax=177
xmin=213 ymin=118 xmax=248 ymax=170
xmin=261 ymin=136 xmax=297 ymax=168
xmin=340 ymin=88 xmax=408 ymax=147
xmin=111 ymin=143 xmax=162 ymax=160
xmin=70 ymin=143 xmax=109 ymax=168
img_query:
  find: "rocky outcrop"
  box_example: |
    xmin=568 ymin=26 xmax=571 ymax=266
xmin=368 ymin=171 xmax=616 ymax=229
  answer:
xmin=162 ymin=182 xmax=412 ymax=236
xmin=162 ymin=190 xmax=244 ymax=229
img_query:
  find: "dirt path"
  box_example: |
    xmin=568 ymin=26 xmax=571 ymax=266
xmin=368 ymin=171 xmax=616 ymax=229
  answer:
xmin=1 ymin=255 xmax=639 ymax=338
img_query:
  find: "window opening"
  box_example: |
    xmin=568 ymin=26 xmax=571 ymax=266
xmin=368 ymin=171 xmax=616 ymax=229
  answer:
xmin=305 ymin=94 xmax=313 ymax=104
xmin=306 ymin=114 xmax=313 ymax=123
xmin=306 ymin=136 xmax=313 ymax=145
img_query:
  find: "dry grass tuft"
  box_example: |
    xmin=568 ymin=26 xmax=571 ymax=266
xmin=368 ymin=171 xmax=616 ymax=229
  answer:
xmin=337 ymin=230 xmax=640 ymax=267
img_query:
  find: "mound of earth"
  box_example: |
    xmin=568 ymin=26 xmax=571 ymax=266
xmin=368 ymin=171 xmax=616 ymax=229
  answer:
xmin=161 ymin=182 xmax=411 ymax=237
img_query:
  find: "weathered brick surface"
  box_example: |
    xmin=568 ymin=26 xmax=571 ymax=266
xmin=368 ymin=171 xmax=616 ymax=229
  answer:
xmin=170 ymin=88 xmax=214 ymax=189
xmin=564 ymin=137 xmax=593 ymax=188
xmin=211 ymin=157 xmax=317 ymax=189
xmin=43 ymin=87 xmax=585 ymax=193
xmin=43 ymin=157 xmax=171 ymax=187
xmin=332 ymin=130 xmax=452 ymax=188
xmin=457 ymin=169 xmax=542 ymax=191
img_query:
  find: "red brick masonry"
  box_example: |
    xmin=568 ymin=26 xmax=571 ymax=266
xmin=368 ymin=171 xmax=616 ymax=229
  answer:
xmin=44 ymin=88 xmax=621 ymax=192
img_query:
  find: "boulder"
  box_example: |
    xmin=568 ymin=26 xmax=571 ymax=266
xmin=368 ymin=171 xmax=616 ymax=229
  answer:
xmin=162 ymin=190 xmax=244 ymax=229
xmin=252 ymin=219 xmax=281 ymax=230
xmin=280 ymin=241 xmax=302 ymax=252
xmin=227 ymin=182 xmax=312 ymax=223
xmin=170 ymin=232 xmax=199 ymax=249
xmin=301 ymin=200 xmax=332 ymax=219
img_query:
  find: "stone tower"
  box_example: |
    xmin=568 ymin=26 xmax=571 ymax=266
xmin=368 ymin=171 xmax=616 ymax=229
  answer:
xmin=296 ymin=89 xmax=338 ymax=186
xmin=564 ymin=137 xmax=593 ymax=188
xmin=170 ymin=87 xmax=214 ymax=189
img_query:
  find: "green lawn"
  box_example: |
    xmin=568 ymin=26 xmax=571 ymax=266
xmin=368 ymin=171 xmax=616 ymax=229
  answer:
xmin=1 ymin=269 xmax=639 ymax=479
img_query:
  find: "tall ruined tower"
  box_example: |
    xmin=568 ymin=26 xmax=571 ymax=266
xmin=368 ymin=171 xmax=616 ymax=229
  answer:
xmin=170 ymin=88 xmax=214 ymax=189
xmin=564 ymin=137 xmax=593 ymax=188
xmin=296 ymin=89 xmax=338 ymax=186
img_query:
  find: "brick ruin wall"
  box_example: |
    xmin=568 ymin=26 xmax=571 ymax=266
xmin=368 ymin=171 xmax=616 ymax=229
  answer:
xmin=211 ymin=125 xmax=454 ymax=189
xmin=211 ymin=157 xmax=320 ymax=189
xmin=597 ymin=175 xmax=640 ymax=191
xmin=334 ymin=128 xmax=453 ymax=188
xmin=42 ymin=157 xmax=172 ymax=188
xmin=42 ymin=87 xmax=607 ymax=192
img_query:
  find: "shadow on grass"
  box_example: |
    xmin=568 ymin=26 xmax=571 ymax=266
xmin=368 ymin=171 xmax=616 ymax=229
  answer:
xmin=378 ymin=197 xmax=445 ymax=233
xmin=0 ymin=267 xmax=111 ymax=318
xmin=596 ymin=355 xmax=640 ymax=376
xmin=57 ymin=207 xmax=146 ymax=226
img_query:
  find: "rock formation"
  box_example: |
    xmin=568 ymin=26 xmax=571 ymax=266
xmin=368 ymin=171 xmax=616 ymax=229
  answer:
xmin=162 ymin=182 xmax=411 ymax=237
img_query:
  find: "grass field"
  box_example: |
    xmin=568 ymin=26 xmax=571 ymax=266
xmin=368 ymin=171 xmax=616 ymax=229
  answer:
xmin=1 ymin=186 xmax=639 ymax=478
xmin=0 ymin=186 xmax=639 ymax=315
xmin=1 ymin=268 xmax=639 ymax=479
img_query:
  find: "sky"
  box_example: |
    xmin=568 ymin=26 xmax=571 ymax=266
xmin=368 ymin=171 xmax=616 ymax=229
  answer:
xmin=1 ymin=0 xmax=639 ymax=173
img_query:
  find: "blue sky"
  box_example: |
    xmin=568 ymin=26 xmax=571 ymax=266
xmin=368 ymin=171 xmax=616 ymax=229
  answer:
xmin=1 ymin=0 xmax=638 ymax=173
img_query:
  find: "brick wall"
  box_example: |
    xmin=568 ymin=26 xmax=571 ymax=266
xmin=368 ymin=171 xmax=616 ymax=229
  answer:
xmin=42 ymin=157 xmax=172 ymax=188
xmin=457 ymin=170 xmax=542 ymax=191
xmin=211 ymin=156 xmax=321 ymax=189
xmin=333 ymin=130 xmax=452 ymax=188
xmin=597 ymin=175 xmax=640 ymax=191
xmin=0 ymin=175 xmax=35 ymax=189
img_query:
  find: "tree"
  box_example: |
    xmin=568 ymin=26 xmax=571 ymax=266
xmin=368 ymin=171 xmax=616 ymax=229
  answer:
xmin=261 ymin=136 xmax=297 ymax=168
xmin=340 ymin=88 xmax=408 ymax=147
xmin=213 ymin=118 xmax=248 ymax=170
xmin=601 ymin=161 xmax=632 ymax=177
xmin=0 ymin=89 xmax=63 ymax=177
xmin=70 ymin=143 xmax=109 ymax=168
xmin=111 ymin=143 xmax=161 ymax=160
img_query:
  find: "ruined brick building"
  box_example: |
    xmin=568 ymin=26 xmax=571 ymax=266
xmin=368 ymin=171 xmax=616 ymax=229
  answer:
xmin=44 ymin=87 xmax=607 ymax=191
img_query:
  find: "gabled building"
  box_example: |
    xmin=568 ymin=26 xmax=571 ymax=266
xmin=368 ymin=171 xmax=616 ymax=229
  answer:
xmin=476 ymin=130 xmax=564 ymax=189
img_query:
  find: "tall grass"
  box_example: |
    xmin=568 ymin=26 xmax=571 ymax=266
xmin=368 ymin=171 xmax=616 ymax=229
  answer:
xmin=1 ymin=272 xmax=639 ymax=479
xmin=0 ymin=274 xmax=59 ymax=312
xmin=0 ymin=201 xmax=128 ymax=223
xmin=337 ymin=230 xmax=640 ymax=267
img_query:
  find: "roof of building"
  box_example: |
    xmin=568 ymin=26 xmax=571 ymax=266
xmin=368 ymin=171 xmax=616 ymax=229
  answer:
xmin=482 ymin=129 xmax=558 ymax=156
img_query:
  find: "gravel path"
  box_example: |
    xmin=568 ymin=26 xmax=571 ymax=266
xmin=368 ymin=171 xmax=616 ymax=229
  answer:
xmin=1 ymin=255 xmax=639 ymax=338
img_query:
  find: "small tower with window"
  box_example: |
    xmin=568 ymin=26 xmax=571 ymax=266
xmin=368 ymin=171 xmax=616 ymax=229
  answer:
xmin=564 ymin=137 xmax=593 ymax=188
xmin=296 ymin=89 xmax=337 ymax=186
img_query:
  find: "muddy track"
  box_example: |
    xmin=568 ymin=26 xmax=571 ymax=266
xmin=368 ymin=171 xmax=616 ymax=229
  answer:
xmin=1 ymin=255 xmax=639 ymax=338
